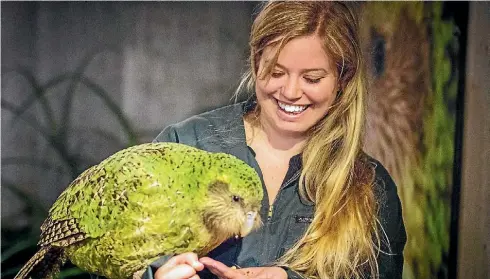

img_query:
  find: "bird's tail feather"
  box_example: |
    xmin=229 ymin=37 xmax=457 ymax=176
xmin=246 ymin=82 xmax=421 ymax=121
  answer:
xmin=14 ymin=248 xmax=48 ymax=279
xmin=14 ymin=246 xmax=65 ymax=279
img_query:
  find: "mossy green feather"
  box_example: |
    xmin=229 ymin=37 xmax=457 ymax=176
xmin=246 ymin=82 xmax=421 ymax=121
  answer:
xmin=44 ymin=142 xmax=262 ymax=278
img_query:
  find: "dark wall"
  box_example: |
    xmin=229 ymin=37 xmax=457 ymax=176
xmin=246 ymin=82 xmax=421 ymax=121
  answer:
xmin=1 ymin=1 xmax=256 ymax=228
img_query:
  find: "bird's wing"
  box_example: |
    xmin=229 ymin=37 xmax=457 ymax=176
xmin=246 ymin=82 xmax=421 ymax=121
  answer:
xmin=38 ymin=165 xmax=101 ymax=247
xmin=38 ymin=216 xmax=87 ymax=247
xmin=39 ymin=145 xmax=181 ymax=246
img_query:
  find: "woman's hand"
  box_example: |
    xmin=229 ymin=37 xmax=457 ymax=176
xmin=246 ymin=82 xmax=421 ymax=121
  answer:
xmin=200 ymin=257 xmax=288 ymax=279
xmin=154 ymin=253 xmax=205 ymax=279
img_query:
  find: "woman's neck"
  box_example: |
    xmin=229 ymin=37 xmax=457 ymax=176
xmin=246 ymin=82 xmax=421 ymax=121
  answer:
xmin=244 ymin=116 xmax=306 ymax=158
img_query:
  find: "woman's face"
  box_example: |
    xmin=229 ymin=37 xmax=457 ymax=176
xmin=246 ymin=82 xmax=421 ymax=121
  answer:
xmin=255 ymin=35 xmax=338 ymax=138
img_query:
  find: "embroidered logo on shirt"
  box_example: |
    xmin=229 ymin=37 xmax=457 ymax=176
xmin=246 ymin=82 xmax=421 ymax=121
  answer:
xmin=295 ymin=215 xmax=313 ymax=223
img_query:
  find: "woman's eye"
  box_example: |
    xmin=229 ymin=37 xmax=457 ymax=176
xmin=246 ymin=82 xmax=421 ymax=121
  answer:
xmin=304 ymin=77 xmax=322 ymax=84
xmin=232 ymin=195 xmax=241 ymax=202
xmin=271 ymin=72 xmax=284 ymax=78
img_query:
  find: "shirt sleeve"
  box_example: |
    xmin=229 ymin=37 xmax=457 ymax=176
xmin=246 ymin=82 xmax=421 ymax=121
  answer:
xmin=280 ymin=266 xmax=306 ymax=279
xmin=153 ymin=125 xmax=179 ymax=143
xmin=374 ymin=161 xmax=407 ymax=279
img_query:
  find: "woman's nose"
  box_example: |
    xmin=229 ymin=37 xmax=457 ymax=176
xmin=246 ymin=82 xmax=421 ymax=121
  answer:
xmin=281 ymin=77 xmax=302 ymax=100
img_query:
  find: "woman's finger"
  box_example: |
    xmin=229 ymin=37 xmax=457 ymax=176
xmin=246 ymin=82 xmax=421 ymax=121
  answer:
xmin=167 ymin=253 xmax=202 ymax=269
xmin=155 ymin=264 xmax=198 ymax=279
xmin=154 ymin=253 xmax=204 ymax=279
xmin=200 ymin=257 xmax=239 ymax=279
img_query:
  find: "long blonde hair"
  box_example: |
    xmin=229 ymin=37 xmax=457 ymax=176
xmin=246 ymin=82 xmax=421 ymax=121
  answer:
xmin=238 ymin=2 xmax=381 ymax=278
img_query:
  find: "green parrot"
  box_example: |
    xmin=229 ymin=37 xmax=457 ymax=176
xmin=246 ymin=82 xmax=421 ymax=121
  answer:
xmin=14 ymin=142 xmax=263 ymax=279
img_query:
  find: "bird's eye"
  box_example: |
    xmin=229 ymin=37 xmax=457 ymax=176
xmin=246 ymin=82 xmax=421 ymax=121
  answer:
xmin=232 ymin=195 xmax=241 ymax=202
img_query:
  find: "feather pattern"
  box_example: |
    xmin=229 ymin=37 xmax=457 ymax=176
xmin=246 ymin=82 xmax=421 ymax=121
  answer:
xmin=15 ymin=142 xmax=263 ymax=279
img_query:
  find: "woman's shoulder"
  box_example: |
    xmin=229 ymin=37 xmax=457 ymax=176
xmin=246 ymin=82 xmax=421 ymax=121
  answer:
xmin=357 ymin=152 xmax=398 ymax=203
xmin=153 ymin=102 xmax=247 ymax=150
xmin=360 ymin=151 xmax=407 ymax=250
xmin=359 ymin=154 xmax=406 ymax=277
xmin=357 ymin=152 xmax=405 ymax=232
xmin=166 ymin=102 xmax=244 ymax=130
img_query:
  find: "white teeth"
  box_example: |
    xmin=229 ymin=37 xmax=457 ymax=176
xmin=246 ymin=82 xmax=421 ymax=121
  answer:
xmin=278 ymin=101 xmax=307 ymax=113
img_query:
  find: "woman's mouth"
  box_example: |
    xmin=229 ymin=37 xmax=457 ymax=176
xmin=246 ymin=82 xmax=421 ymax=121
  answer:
xmin=277 ymin=100 xmax=309 ymax=114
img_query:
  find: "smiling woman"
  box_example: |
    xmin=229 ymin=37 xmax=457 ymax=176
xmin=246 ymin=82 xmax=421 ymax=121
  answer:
xmin=253 ymin=35 xmax=338 ymax=138
xmin=138 ymin=2 xmax=406 ymax=279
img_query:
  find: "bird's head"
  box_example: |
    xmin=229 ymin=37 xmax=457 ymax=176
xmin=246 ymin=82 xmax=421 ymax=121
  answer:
xmin=200 ymin=153 xmax=263 ymax=253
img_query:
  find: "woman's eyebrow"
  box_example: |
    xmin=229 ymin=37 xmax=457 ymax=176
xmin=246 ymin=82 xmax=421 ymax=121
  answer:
xmin=271 ymin=61 xmax=329 ymax=74
xmin=301 ymin=68 xmax=328 ymax=74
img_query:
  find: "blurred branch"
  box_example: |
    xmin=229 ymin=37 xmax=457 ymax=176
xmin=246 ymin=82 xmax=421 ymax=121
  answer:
xmin=1 ymin=67 xmax=56 ymax=131
xmin=70 ymin=126 xmax=128 ymax=151
xmin=1 ymin=156 xmax=67 ymax=175
xmin=1 ymin=99 xmax=50 ymax=138
xmin=59 ymin=46 xmax=122 ymax=146
xmin=77 ymin=75 xmax=138 ymax=146
xmin=2 ymin=46 xmax=135 ymax=279
xmin=1 ymin=179 xmax=48 ymax=217
xmin=2 ymin=99 xmax=80 ymax=177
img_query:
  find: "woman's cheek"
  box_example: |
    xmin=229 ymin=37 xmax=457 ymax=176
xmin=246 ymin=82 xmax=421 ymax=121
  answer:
xmin=306 ymin=83 xmax=337 ymax=103
xmin=258 ymin=79 xmax=283 ymax=95
xmin=305 ymin=88 xmax=326 ymax=102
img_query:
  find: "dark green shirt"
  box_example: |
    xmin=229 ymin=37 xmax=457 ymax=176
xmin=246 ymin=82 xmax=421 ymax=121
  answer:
xmin=149 ymin=101 xmax=406 ymax=279
xmin=92 ymin=100 xmax=406 ymax=279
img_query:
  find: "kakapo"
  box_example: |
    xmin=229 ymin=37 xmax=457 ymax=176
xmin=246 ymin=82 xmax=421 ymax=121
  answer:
xmin=15 ymin=142 xmax=263 ymax=279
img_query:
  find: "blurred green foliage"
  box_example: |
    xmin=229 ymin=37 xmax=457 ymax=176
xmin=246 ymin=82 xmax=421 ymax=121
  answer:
xmin=361 ymin=2 xmax=459 ymax=279
xmin=418 ymin=2 xmax=459 ymax=277
xmin=402 ymin=2 xmax=459 ymax=279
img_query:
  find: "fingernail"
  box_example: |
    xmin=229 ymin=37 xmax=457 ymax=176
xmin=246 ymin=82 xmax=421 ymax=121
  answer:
xmin=192 ymin=261 xmax=201 ymax=268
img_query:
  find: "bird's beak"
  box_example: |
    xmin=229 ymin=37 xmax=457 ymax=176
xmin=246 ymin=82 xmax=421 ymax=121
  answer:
xmin=240 ymin=211 xmax=258 ymax=237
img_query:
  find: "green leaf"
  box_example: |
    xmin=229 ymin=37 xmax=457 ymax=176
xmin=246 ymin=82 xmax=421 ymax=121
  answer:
xmin=1 ymin=238 xmax=39 ymax=263
xmin=1 ymin=265 xmax=23 ymax=278
xmin=57 ymin=267 xmax=89 ymax=278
